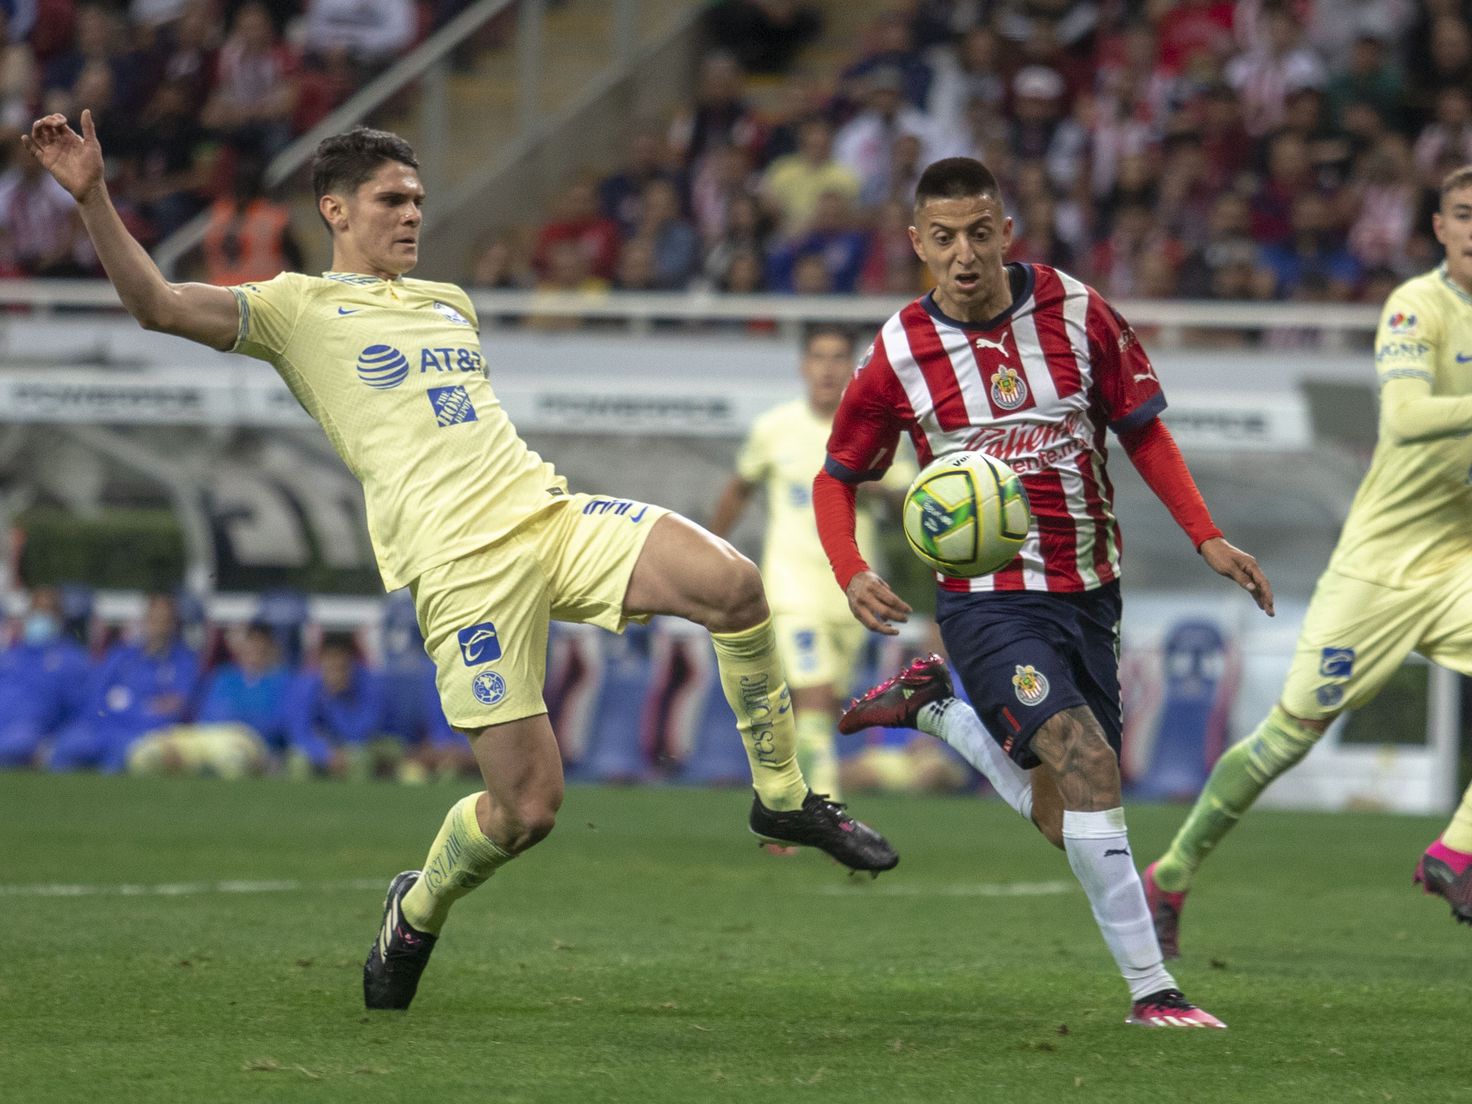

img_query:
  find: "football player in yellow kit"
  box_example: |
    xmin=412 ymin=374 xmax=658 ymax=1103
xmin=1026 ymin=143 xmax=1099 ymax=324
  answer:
xmin=23 ymin=111 xmax=899 ymax=1010
xmin=1146 ymin=166 xmax=1472 ymax=952
xmin=712 ymin=326 xmax=914 ymax=803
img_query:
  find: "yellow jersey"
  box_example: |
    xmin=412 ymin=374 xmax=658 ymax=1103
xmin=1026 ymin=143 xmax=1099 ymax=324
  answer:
xmin=230 ymin=271 xmax=567 ymax=590
xmin=1330 ymin=265 xmax=1472 ymax=586
xmin=737 ymin=398 xmax=909 ymax=619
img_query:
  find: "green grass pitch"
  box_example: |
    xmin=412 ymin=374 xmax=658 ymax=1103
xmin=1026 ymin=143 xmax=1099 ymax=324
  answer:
xmin=1 ymin=775 xmax=1463 ymax=1103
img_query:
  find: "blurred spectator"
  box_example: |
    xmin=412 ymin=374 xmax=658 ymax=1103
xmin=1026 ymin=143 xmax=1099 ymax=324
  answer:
xmin=689 ymin=142 xmax=756 ymax=243
xmin=1250 ymin=130 xmax=1319 ymax=245
xmin=1087 ymin=200 xmax=1184 ymax=298
xmin=766 ymin=188 xmax=865 ymax=293
xmin=925 ymin=25 xmax=1006 ymax=147
xmin=1005 ymin=65 xmax=1068 ymax=163
xmin=293 ymin=47 xmax=358 ymax=134
xmin=467 ymin=232 xmax=531 ymax=289
xmin=199 ymin=153 xmax=302 ymax=283
xmin=1156 ymin=131 xmax=1218 ymax=247
xmin=0 ymin=144 xmax=97 ymax=275
xmin=1156 ymin=0 xmax=1236 ymax=75
xmin=152 ymin=0 xmax=220 ymax=109
xmin=1324 ymin=29 xmax=1402 ymax=130
xmin=1225 ymin=1 xmax=1328 ymax=136
xmin=1010 ymin=193 xmax=1077 ymax=271
xmin=1414 ymin=87 xmax=1472 ymax=180
xmin=759 ymin=115 xmax=859 ymax=234
xmin=789 ymin=251 xmax=834 ymax=294
xmin=41 ymin=3 xmax=145 ymax=119
xmin=834 ymin=66 xmax=939 ymax=210
xmin=702 ymin=0 xmax=820 ymax=75
xmin=533 ymin=179 xmax=621 ymax=282
xmin=1344 ymin=136 xmax=1417 ymax=271
xmin=285 ymin=632 xmax=392 ymax=780
xmin=200 ymin=0 xmax=298 ymax=159
xmin=0 ymin=586 xmax=91 ymax=769
xmin=126 ymin=620 xmax=289 ymax=777
xmin=599 ymin=125 xmax=683 ymax=238
xmin=996 ymin=0 xmax=1099 ymax=56
xmin=127 ymin=76 xmax=213 ymax=240
xmin=841 ymin=10 xmax=932 ymax=109
xmin=1095 ymin=20 xmax=1177 ymax=131
xmin=1177 ymin=191 xmax=1258 ymax=296
xmin=130 ymin=0 xmax=192 ymax=30
xmin=667 ymin=52 xmax=764 ymax=173
xmin=303 ymin=0 xmax=416 ymax=71
xmin=0 ymin=9 xmax=37 ymax=131
xmin=703 ymin=190 xmax=772 ymax=288
xmin=1404 ymin=12 xmax=1472 ymax=130
xmin=48 ymin=593 xmax=199 ymax=773
xmin=1259 ymin=191 xmax=1360 ymax=299
xmin=530 ymin=239 xmax=609 ymax=330
xmin=716 ymin=246 xmax=765 ymax=293
xmin=1191 ymin=80 xmax=1254 ymax=193
xmin=613 ymin=235 xmax=658 ymax=291
xmin=858 ymin=196 xmax=922 ymax=296
xmin=629 ymin=176 xmax=699 ymax=289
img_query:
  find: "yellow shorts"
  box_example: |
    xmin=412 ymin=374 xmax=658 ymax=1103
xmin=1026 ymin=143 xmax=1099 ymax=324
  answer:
xmin=412 ymin=493 xmax=667 ymax=729
xmin=1280 ymin=565 xmax=1472 ymax=720
xmin=772 ymin=613 xmax=867 ymax=693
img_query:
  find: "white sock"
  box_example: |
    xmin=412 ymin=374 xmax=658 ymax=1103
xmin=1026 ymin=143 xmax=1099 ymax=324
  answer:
xmin=919 ymin=699 xmax=1034 ymax=821
xmin=1062 ymin=808 xmax=1176 ymax=1002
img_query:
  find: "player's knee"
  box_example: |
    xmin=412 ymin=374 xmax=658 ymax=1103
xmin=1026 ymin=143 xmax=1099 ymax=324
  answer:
xmin=705 ymin=551 xmax=770 ymax=633
xmin=499 ymin=799 xmax=559 ymax=853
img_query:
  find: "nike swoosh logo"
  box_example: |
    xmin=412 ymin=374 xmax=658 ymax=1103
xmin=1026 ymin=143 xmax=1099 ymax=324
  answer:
xmin=1456 ymin=353 xmax=1472 ymax=364
xmin=338 ymin=307 xmax=361 ymax=315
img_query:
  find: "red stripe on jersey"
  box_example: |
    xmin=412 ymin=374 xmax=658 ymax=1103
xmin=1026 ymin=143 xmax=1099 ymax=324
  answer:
xmin=1074 ymin=443 xmax=1118 ymax=583
xmin=973 ymin=329 xmax=1039 ymax=421
xmin=899 ymin=303 xmax=973 ymax=433
xmin=1030 ymin=267 xmax=1083 ymax=398
xmin=1028 ymin=469 xmax=1084 ymax=590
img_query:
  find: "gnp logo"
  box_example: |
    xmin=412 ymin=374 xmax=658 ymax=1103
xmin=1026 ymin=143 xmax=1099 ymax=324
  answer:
xmin=356 ymin=344 xmax=411 ymax=389
xmin=457 ymin=621 xmax=501 ymax=665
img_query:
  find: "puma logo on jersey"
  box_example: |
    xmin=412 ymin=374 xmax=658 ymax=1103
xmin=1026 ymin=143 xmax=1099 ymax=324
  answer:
xmin=974 ymin=336 xmax=1008 ymax=353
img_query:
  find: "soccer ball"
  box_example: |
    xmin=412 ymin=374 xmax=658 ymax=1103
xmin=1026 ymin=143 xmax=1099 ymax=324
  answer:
xmin=902 ymin=451 xmax=1031 ymax=577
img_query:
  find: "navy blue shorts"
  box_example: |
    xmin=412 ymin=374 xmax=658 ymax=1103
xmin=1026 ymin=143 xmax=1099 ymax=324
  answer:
xmin=936 ymin=582 xmax=1123 ymax=770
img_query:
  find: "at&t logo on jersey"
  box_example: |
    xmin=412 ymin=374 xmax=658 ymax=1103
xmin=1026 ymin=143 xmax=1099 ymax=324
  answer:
xmin=457 ymin=621 xmax=501 ymax=665
xmin=472 ymin=670 xmax=506 ymax=706
xmin=428 ymin=385 xmax=478 ymax=426
xmin=1012 ymin=664 xmax=1049 ymax=706
xmin=990 ymin=365 xmax=1028 ymax=410
xmin=356 ymin=344 xmax=411 ymax=389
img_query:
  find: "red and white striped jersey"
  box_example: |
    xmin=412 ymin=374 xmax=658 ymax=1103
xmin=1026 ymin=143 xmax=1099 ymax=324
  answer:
xmin=824 ymin=262 xmax=1166 ymax=594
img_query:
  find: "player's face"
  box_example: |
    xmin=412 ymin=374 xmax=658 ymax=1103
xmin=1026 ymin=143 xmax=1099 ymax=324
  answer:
xmin=801 ymin=333 xmax=853 ymax=415
xmin=1434 ymin=185 xmax=1472 ymax=293
xmin=325 ymin=160 xmax=425 ymax=278
xmin=909 ymin=194 xmax=1013 ymax=322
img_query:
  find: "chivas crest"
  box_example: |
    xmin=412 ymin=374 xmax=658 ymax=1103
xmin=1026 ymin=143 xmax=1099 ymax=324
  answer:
xmin=990 ymin=365 xmax=1028 ymax=410
xmin=1012 ymin=664 xmax=1049 ymax=706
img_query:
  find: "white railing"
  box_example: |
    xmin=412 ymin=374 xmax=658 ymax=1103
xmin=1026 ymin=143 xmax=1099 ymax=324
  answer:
xmin=0 ymin=279 xmax=1382 ymax=345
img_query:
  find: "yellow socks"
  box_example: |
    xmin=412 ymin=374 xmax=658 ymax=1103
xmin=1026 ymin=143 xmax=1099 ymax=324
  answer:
xmin=710 ymin=617 xmax=808 ymax=811
xmin=400 ymin=793 xmax=514 ymax=934
xmin=795 ymin=708 xmax=840 ymax=800
xmin=1443 ymin=780 xmax=1472 ymax=853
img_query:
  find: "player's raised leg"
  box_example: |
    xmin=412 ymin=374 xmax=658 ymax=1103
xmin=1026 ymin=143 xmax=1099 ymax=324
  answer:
xmin=1416 ymin=777 xmax=1472 ymax=924
xmin=623 ymin=513 xmax=897 ymax=873
xmin=1146 ymin=705 xmax=1326 ymax=957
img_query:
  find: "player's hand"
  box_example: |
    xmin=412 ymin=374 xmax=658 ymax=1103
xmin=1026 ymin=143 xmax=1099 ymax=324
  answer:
xmin=846 ymin=570 xmax=912 ymax=635
xmin=1199 ymin=536 xmax=1275 ymax=616
xmin=21 ymin=110 xmax=105 ymax=203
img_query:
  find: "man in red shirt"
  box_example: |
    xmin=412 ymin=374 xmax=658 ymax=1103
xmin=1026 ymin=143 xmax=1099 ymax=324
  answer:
xmin=819 ymin=157 xmax=1274 ymax=1028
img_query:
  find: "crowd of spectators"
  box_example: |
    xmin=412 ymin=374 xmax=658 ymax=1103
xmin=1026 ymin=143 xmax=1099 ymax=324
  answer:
xmin=470 ymin=0 xmax=1472 ymax=312
xmin=0 ymin=585 xmax=478 ymax=781
xmin=0 ymin=0 xmax=446 ymax=276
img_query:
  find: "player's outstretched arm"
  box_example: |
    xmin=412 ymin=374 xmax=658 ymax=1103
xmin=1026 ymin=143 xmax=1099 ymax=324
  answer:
xmin=22 ymin=111 xmax=239 ymax=351
xmin=1199 ymin=536 xmax=1274 ymax=616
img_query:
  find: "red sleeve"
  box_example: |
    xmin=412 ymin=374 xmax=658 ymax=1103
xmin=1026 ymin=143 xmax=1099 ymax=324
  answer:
xmin=1118 ymin=418 xmax=1222 ymax=550
xmin=814 ymin=334 xmax=907 ymax=591
xmin=1087 ymin=292 xmax=1167 ymax=433
xmin=813 ymin=470 xmax=868 ymax=591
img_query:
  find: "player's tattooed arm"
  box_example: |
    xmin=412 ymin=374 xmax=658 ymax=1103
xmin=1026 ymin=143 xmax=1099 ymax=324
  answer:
xmin=1029 ymin=708 xmax=1122 ymax=812
xmin=845 ymin=570 xmax=911 ymax=636
xmin=1198 ymin=537 xmax=1275 ymax=617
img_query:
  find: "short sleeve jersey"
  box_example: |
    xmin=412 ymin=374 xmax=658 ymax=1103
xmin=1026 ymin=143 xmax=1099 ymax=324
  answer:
xmin=736 ymin=398 xmax=906 ymax=618
xmin=1328 ymin=266 xmax=1472 ymax=586
xmin=231 ymin=272 xmax=567 ymax=590
xmin=824 ymin=263 xmax=1165 ymax=593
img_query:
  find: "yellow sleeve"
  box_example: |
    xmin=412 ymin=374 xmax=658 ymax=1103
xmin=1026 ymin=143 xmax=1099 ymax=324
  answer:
xmin=229 ymin=272 xmax=311 ymax=362
xmin=1375 ymin=288 xmax=1472 ymax=443
xmin=735 ymin=415 xmax=771 ymax=485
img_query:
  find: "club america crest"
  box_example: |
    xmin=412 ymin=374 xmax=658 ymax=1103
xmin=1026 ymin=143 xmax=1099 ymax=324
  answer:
xmin=991 ymin=365 xmax=1028 ymax=410
xmin=1012 ymin=664 xmax=1049 ymax=706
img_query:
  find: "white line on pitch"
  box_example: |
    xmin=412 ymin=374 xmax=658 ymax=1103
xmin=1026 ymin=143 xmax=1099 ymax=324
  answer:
xmin=812 ymin=879 xmax=1075 ymax=897
xmin=0 ymin=877 xmax=385 ymax=899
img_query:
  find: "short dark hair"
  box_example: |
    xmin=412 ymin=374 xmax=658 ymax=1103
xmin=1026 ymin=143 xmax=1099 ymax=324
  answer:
xmin=802 ymin=323 xmax=854 ymax=354
xmin=914 ymin=157 xmax=1002 ymax=211
xmin=318 ymin=630 xmax=358 ymax=658
xmin=310 ymin=126 xmax=419 ymax=202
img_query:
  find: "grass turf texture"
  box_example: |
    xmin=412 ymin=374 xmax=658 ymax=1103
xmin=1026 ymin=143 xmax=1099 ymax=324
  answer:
xmin=1 ymin=775 xmax=1460 ymax=1103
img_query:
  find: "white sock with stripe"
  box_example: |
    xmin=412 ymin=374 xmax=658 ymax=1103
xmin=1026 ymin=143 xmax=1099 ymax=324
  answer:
xmin=919 ymin=699 xmax=1034 ymax=820
xmin=1062 ymin=808 xmax=1176 ymax=1002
